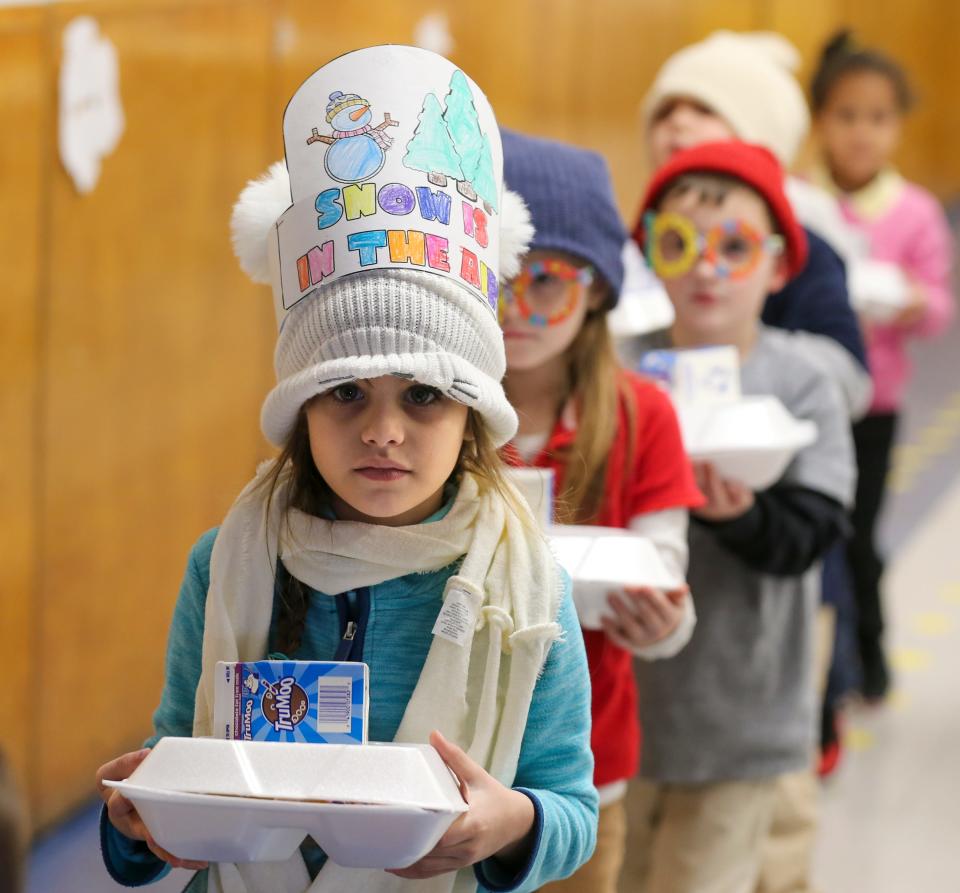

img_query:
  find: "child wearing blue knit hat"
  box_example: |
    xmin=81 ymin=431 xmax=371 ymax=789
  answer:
xmin=499 ymin=129 xmax=704 ymax=893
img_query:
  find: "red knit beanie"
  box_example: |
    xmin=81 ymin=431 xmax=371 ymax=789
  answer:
xmin=634 ymin=141 xmax=808 ymax=278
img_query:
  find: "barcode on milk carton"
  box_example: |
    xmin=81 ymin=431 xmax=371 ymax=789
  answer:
xmin=316 ymin=676 xmax=353 ymax=733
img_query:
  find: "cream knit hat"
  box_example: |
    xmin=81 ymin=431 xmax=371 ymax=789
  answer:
xmin=262 ymin=264 xmax=519 ymax=447
xmin=230 ymin=47 xmax=533 ymax=448
xmin=642 ymin=31 xmax=810 ymax=166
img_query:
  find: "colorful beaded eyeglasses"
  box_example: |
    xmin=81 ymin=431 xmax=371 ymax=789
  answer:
xmin=644 ymin=211 xmax=784 ymax=281
xmin=499 ymin=258 xmax=595 ymax=327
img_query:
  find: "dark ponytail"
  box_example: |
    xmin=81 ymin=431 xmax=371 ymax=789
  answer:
xmin=810 ymin=29 xmax=914 ymax=113
xmin=273 ymin=574 xmax=311 ymax=657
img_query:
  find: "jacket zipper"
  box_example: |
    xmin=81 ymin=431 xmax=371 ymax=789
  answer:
xmin=334 ymin=591 xmax=368 ymax=662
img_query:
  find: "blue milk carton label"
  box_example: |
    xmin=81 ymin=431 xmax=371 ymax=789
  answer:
xmin=637 ymin=349 xmax=679 ymax=391
xmin=214 ymin=660 xmax=368 ymax=744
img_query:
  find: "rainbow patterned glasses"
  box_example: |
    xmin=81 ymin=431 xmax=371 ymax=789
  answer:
xmin=644 ymin=211 xmax=785 ymax=281
xmin=499 ymin=258 xmax=595 ymax=327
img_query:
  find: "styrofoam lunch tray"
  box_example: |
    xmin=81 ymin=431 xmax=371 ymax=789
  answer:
xmin=677 ymin=396 xmax=818 ymax=491
xmin=549 ymin=526 xmax=679 ymax=629
xmin=103 ymin=738 xmax=467 ymax=867
xmin=849 ymin=258 xmax=909 ymax=322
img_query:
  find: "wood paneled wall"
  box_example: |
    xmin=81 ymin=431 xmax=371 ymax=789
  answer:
xmin=2 ymin=0 xmax=957 ymax=832
xmin=0 ymin=4 xmax=47 ymax=832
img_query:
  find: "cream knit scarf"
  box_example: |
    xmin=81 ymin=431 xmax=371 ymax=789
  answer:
xmin=192 ymin=466 xmax=562 ymax=893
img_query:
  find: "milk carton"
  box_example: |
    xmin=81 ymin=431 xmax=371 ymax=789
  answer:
xmin=639 ymin=345 xmax=740 ymax=406
xmin=214 ymin=660 xmax=368 ymax=744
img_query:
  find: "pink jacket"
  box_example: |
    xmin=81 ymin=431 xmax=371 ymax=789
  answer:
xmin=838 ymin=176 xmax=955 ymax=413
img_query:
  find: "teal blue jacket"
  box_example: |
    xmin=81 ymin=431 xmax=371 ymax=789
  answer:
xmin=101 ymin=526 xmax=597 ymax=892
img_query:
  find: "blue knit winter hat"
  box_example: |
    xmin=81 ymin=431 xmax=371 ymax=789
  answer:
xmin=501 ymin=128 xmax=626 ymax=306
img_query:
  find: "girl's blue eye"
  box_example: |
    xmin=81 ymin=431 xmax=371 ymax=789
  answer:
xmin=406 ymin=385 xmax=441 ymax=406
xmin=331 ymin=383 xmax=363 ymax=402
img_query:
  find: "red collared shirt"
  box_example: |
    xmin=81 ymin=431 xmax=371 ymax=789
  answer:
xmin=504 ymin=369 xmax=703 ymax=786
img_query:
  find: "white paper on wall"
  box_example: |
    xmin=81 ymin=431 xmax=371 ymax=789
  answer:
xmin=58 ymin=16 xmax=124 ymax=195
xmin=413 ymin=12 xmax=455 ymax=57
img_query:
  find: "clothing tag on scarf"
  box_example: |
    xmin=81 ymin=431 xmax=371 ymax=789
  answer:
xmin=432 ymin=586 xmax=479 ymax=647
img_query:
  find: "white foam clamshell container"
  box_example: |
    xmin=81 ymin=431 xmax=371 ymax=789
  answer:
xmin=103 ymin=737 xmax=467 ymax=867
xmin=677 ymin=395 xmax=818 ymax=491
xmin=849 ymin=257 xmax=909 ymax=322
xmin=549 ymin=526 xmax=680 ymax=629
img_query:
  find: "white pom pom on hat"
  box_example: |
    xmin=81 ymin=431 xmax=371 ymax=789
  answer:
xmin=230 ymin=161 xmax=291 ymax=285
xmin=498 ymin=186 xmax=534 ymax=281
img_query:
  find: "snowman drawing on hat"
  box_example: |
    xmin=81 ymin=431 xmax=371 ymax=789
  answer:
xmin=306 ymin=89 xmax=399 ymax=183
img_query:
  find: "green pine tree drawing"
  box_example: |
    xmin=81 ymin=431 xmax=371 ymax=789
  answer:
xmin=403 ymin=93 xmax=463 ymax=187
xmin=442 ymin=70 xmax=484 ymax=202
xmin=471 ymin=133 xmax=498 ymax=213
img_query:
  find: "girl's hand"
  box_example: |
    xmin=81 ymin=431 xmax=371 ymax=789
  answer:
xmin=691 ymin=461 xmax=755 ymax=522
xmin=893 ymin=280 xmax=929 ymax=328
xmin=387 ymin=731 xmax=536 ymax=879
xmin=601 ymin=586 xmax=689 ymax=650
xmin=96 ymin=750 xmax=209 ymax=871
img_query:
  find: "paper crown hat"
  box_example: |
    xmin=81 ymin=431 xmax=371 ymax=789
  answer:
xmin=230 ymin=46 xmax=533 ymax=447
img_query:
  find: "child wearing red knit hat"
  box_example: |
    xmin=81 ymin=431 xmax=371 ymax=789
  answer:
xmin=626 ymin=142 xmax=856 ymax=893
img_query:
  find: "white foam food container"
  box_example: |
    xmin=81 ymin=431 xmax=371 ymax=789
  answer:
xmin=549 ymin=526 xmax=679 ymax=629
xmin=677 ymin=396 xmax=818 ymax=491
xmin=103 ymin=738 xmax=467 ymax=867
xmin=848 ymin=258 xmax=909 ymax=322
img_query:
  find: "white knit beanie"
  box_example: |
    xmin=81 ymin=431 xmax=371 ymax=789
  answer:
xmin=230 ymin=46 xmax=533 ymax=448
xmin=642 ymin=31 xmax=810 ymax=166
xmin=263 ymin=266 xmax=517 ymax=446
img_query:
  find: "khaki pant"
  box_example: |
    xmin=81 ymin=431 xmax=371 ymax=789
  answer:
xmin=619 ymin=609 xmax=834 ymax=893
xmin=542 ymin=798 xmax=627 ymax=893
xmin=755 ymin=770 xmax=820 ymax=893
xmin=619 ymin=777 xmax=778 ymax=893
xmin=754 ymin=606 xmax=834 ymax=893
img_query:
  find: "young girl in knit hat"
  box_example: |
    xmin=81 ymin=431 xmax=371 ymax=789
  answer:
xmin=809 ymin=31 xmax=955 ymax=702
xmin=628 ymin=141 xmax=855 ymax=893
xmin=94 ymin=47 xmax=597 ymax=893
xmin=499 ymin=129 xmax=703 ymax=893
